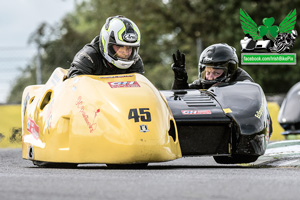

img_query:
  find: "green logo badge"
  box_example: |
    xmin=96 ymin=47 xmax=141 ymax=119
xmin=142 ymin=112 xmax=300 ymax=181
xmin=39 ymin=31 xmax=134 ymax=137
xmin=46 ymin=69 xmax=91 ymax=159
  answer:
xmin=240 ymin=9 xmax=297 ymax=65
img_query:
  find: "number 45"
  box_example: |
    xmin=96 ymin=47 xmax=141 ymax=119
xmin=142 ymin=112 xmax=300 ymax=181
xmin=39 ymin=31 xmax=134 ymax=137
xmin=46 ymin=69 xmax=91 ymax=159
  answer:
xmin=128 ymin=108 xmax=151 ymax=122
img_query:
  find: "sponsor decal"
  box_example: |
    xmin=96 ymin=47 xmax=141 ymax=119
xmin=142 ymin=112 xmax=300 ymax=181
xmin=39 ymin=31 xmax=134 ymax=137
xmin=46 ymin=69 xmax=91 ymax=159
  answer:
xmin=123 ymin=32 xmax=138 ymax=42
xmin=255 ymin=97 xmax=265 ymax=119
xmin=223 ymin=108 xmax=232 ymax=113
xmin=140 ymin=125 xmax=149 ymax=133
xmin=46 ymin=100 xmax=54 ymax=134
xmin=265 ymin=119 xmax=270 ymax=142
xmin=240 ymin=8 xmax=297 ymax=65
xmin=75 ymin=96 xmax=100 ymax=133
xmin=108 ymin=81 xmax=140 ymax=88
xmin=181 ymin=110 xmax=212 ymax=115
xmin=203 ymin=57 xmax=213 ymax=62
xmin=98 ymin=75 xmax=133 ymax=79
xmin=27 ymin=118 xmax=39 ymax=139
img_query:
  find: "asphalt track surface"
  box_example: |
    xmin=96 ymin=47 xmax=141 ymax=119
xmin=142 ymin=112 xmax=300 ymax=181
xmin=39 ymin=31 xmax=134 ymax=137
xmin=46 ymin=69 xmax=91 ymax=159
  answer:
xmin=1 ymin=148 xmax=300 ymax=200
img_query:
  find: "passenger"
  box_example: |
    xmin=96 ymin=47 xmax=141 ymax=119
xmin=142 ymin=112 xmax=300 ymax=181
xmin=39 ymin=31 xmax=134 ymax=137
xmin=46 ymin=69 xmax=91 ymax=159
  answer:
xmin=171 ymin=43 xmax=273 ymax=136
xmin=67 ymin=15 xmax=144 ymax=78
xmin=171 ymin=43 xmax=254 ymax=89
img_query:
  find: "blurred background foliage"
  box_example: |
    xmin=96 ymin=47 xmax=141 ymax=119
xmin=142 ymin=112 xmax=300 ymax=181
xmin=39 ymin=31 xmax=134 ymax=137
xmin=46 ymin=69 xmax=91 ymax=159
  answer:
xmin=7 ymin=0 xmax=300 ymax=103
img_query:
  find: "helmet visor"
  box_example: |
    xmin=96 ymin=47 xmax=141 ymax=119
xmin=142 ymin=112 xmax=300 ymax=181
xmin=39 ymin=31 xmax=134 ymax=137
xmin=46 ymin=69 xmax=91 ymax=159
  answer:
xmin=108 ymin=43 xmax=139 ymax=62
xmin=201 ymin=62 xmax=229 ymax=71
xmin=204 ymin=66 xmax=225 ymax=80
xmin=199 ymin=63 xmax=229 ymax=84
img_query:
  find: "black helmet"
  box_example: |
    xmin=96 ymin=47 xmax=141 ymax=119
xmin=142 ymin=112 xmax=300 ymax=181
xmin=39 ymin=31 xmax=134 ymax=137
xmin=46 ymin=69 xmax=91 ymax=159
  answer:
xmin=198 ymin=43 xmax=238 ymax=88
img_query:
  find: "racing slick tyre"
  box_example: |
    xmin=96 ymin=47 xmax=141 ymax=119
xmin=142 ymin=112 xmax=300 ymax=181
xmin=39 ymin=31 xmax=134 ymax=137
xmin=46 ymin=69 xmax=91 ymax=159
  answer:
xmin=213 ymin=155 xmax=259 ymax=164
xmin=33 ymin=161 xmax=78 ymax=168
xmin=106 ymin=163 xmax=148 ymax=169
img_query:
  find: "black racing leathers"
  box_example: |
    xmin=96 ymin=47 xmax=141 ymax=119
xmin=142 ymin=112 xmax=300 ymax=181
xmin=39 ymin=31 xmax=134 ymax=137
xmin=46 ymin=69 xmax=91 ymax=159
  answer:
xmin=67 ymin=36 xmax=144 ymax=78
xmin=172 ymin=67 xmax=254 ymax=90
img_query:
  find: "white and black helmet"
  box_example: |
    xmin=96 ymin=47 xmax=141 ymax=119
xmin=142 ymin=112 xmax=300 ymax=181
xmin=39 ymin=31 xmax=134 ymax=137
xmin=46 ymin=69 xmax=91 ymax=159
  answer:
xmin=99 ymin=15 xmax=141 ymax=69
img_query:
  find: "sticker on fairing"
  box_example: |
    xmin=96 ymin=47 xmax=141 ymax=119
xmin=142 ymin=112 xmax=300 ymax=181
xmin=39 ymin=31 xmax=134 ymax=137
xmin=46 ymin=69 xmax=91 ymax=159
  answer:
xmin=108 ymin=81 xmax=140 ymax=88
xmin=99 ymin=75 xmax=133 ymax=79
xmin=181 ymin=110 xmax=212 ymax=115
xmin=75 ymin=96 xmax=100 ymax=133
xmin=223 ymin=108 xmax=232 ymax=113
xmin=27 ymin=118 xmax=39 ymax=139
xmin=140 ymin=125 xmax=149 ymax=133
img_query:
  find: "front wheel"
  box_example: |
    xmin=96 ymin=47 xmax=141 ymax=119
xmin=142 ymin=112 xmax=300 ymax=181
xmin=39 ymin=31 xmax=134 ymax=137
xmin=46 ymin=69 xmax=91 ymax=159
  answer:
xmin=33 ymin=161 xmax=78 ymax=168
xmin=213 ymin=155 xmax=259 ymax=164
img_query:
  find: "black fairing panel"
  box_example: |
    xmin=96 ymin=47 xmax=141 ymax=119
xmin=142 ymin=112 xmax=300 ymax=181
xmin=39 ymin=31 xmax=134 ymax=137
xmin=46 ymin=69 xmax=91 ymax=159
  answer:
xmin=160 ymin=89 xmax=232 ymax=155
xmin=160 ymin=81 xmax=269 ymax=156
xmin=278 ymin=81 xmax=300 ymax=125
xmin=160 ymin=90 xmax=230 ymax=123
xmin=161 ymin=81 xmax=268 ymax=136
xmin=207 ymin=81 xmax=269 ymax=136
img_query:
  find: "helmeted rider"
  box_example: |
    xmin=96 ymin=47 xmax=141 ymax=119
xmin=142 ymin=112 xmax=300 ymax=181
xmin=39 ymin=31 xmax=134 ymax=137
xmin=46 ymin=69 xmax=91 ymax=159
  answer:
xmin=67 ymin=15 xmax=144 ymax=78
xmin=171 ymin=43 xmax=254 ymax=89
xmin=273 ymin=29 xmax=298 ymax=53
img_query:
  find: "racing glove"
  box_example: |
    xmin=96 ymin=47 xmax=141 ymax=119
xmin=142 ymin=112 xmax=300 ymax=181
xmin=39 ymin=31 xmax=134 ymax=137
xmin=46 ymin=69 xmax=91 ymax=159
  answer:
xmin=171 ymin=50 xmax=188 ymax=81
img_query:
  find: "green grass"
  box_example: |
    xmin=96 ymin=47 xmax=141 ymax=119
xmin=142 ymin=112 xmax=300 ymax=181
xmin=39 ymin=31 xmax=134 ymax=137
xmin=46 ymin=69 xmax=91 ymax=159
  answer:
xmin=0 ymin=105 xmax=22 ymax=148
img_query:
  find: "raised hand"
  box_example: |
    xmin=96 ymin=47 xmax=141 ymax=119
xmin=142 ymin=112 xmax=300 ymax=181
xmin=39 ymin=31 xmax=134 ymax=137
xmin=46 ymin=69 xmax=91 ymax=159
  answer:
xmin=171 ymin=50 xmax=187 ymax=80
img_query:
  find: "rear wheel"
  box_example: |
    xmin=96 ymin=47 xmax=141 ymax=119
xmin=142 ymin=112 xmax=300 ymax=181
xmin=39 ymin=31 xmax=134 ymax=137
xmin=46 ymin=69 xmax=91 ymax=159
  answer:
xmin=33 ymin=161 xmax=78 ymax=168
xmin=213 ymin=155 xmax=259 ymax=164
xmin=106 ymin=163 xmax=148 ymax=169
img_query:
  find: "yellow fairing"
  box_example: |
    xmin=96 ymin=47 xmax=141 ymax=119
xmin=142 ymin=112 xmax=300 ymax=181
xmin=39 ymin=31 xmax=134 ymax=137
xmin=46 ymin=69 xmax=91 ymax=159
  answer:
xmin=22 ymin=68 xmax=181 ymax=164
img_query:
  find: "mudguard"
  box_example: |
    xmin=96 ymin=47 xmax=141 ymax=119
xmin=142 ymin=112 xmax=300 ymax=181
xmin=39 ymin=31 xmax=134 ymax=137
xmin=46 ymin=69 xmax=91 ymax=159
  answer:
xmin=161 ymin=81 xmax=271 ymax=163
xmin=22 ymin=68 xmax=181 ymax=166
xmin=278 ymin=81 xmax=300 ymax=136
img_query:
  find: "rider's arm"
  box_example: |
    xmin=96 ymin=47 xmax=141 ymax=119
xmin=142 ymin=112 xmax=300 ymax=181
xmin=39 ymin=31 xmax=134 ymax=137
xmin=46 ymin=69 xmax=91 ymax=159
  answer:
xmin=67 ymin=45 xmax=97 ymax=78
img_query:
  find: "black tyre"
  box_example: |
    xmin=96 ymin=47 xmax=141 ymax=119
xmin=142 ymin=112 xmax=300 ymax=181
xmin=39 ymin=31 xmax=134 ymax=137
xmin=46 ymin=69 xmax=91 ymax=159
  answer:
xmin=33 ymin=161 xmax=78 ymax=168
xmin=106 ymin=163 xmax=148 ymax=169
xmin=213 ymin=155 xmax=259 ymax=164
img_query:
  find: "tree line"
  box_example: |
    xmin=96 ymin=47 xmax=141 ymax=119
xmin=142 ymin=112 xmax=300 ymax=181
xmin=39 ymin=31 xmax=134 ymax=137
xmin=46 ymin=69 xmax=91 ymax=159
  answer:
xmin=7 ymin=0 xmax=300 ymax=103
